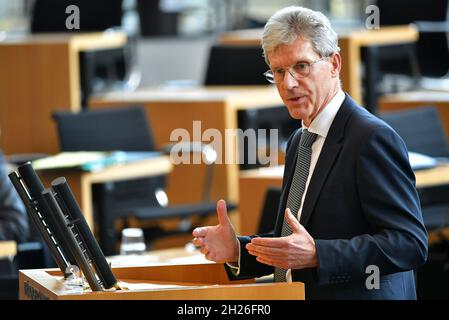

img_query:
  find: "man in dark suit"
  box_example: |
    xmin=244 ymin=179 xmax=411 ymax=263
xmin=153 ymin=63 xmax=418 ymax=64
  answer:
xmin=0 ymin=150 xmax=28 ymax=242
xmin=192 ymin=6 xmax=427 ymax=299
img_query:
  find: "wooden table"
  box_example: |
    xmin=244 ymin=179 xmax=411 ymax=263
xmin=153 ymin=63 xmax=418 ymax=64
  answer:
xmin=219 ymin=25 xmax=419 ymax=108
xmin=0 ymin=32 xmax=127 ymax=155
xmin=89 ymin=86 xmax=283 ymax=205
xmin=36 ymin=155 xmax=172 ymax=230
xmin=239 ymin=164 xmax=449 ymax=235
xmin=379 ymin=90 xmax=449 ymax=142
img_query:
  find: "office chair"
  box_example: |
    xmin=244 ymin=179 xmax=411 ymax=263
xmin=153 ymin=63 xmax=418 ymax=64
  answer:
xmin=52 ymin=106 xmax=230 ymax=255
xmin=0 ymin=242 xmax=51 ymax=300
xmin=204 ymin=45 xmax=268 ymax=85
xmin=204 ymin=44 xmax=298 ymax=169
xmin=31 ymin=0 xmax=140 ymax=107
xmin=374 ymin=0 xmax=449 ymax=93
xmin=380 ymin=106 xmax=449 ymax=158
xmin=380 ymin=106 xmax=449 ymax=229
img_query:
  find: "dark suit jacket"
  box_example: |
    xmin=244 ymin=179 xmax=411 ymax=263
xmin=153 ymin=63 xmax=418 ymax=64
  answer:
xmin=0 ymin=150 xmax=28 ymax=242
xmin=228 ymin=94 xmax=428 ymax=300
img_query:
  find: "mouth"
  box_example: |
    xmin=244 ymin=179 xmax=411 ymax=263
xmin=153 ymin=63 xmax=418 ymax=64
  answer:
xmin=288 ymin=95 xmax=306 ymax=103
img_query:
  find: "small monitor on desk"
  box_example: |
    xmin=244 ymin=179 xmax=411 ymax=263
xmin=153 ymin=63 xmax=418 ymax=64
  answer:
xmin=31 ymin=0 xmax=123 ymax=33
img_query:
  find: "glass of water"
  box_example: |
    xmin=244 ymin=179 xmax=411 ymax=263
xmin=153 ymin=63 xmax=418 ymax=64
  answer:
xmin=120 ymin=228 xmax=146 ymax=255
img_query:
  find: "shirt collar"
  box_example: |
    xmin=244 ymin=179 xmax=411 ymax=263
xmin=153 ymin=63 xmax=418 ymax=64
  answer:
xmin=302 ymin=89 xmax=345 ymax=139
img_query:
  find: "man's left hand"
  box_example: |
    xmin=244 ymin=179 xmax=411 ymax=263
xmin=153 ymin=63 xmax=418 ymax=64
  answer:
xmin=246 ymin=208 xmax=318 ymax=269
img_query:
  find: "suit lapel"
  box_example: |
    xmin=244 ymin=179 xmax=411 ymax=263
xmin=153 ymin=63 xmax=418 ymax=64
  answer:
xmin=274 ymin=129 xmax=303 ymax=235
xmin=299 ymin=94 xmax=357 ymax=227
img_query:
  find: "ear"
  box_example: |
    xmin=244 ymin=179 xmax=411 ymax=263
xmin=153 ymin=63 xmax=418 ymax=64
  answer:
xmin=330 ymin=52 xmax=341 ymax=77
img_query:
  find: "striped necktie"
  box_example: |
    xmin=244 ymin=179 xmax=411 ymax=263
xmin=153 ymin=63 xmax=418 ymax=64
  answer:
xmin=274 ymin=129 xmax=317 ymax=282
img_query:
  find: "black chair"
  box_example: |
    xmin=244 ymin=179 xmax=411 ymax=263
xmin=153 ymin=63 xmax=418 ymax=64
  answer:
xmin=204 ymin=45 xmax=268 ymax=86
xmin=52 ymin=106 xmax=231 ymax=255
xmin=31 ymin=0 xmax=140 ymax=107
xmin=380 ymin=106 xmax=449 ymax=158
xmin=31 ymin=0 xmax=123 ymax=33
xmin=380 ymin=106 xmax=449 ymax=229
xmin=373 ymin=0 xmax=449 ymax=95
xmin=204 ymin=44 xmax=299 ymax=169
xmin=0 ymin=242 xmax=51 ymax=300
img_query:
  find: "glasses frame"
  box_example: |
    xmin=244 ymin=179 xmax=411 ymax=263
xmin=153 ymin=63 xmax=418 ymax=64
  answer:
xmin=264 ymin=57 xmax=328 ymax=84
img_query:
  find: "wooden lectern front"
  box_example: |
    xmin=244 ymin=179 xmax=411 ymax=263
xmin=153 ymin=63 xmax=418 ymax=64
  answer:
xmin=19 ymin=263 xmax=305 ymax=300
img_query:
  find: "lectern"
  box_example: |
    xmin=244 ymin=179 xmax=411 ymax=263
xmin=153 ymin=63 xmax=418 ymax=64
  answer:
xmin=19 ymin=263 xmax=305 ymax=300
xmin=10 ymin=162 xmax=304 ymax=300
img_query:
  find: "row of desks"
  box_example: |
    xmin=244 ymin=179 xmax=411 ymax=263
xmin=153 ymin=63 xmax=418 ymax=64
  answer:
xmin=0 ymin=26 xmax=419 ymax=209
xmin=219 ymin=25 xmax=419 ymax=107
xmin=239 ymin=164 xmax=449 ymax=235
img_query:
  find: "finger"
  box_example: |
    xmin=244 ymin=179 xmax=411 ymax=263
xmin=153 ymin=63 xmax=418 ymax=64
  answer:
xmin=251 ymin=237 xmax=284 ymax=248
xmin=285 ymin=208 xmax=301 ymax=234
xmin=255 ymin=256 xmax=276 ymax=267
xmin=200 ymin=247 xmax=209 ymax=256
xmin=247 ymin=249 xmax=283 ymax=261
xmin=256 ymin=256 xmax=287 ymax=269
xmin=205 ymin=252 xmax=215 ymax=261
xmin=246 ymin=243 xmax=286 ymax=257
xmin=191 ymin=237 xmax=204 ymax=247
xmin=192 ymin=227 xmax=207 ymax=237
xmin=216 ymin=199 xmax=230 ymax=226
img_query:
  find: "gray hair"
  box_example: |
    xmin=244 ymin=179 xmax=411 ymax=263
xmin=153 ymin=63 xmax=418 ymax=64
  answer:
xmin=262 ymin=6 xmax=340 ymax=64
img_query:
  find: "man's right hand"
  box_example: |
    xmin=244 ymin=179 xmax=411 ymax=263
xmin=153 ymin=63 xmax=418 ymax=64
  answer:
xmin=192 ymin=199 xmax=239 ymax=263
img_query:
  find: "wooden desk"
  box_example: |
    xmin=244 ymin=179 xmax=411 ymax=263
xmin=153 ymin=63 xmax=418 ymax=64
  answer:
xmin=239 ymin=166 xmax=284 ymax=235
xmin=338 ymin=25 xmax=418 ymax=106
xmin=0 ymin=241 xmax=17 ymax=259
xmin=379 ymin=90 xmax=449 ymax=141
xmin=36 ymin=155 xmax=172 ymax=230
xmin=0 ymin=32 xmax=127 ymax=155
xmin=239 ymin=164 xmax=449 ymax=235
xmin=89 ymin=86 xmax=283 ymax=204
xmin=219 ymin=25 xmax=419 ymax=106
xmin=107 ymin=246 xmax=210 ymax=267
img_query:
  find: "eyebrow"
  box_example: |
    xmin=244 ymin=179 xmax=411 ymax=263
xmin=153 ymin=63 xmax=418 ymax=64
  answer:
xmin=272 ymin=59 xmax=312 ymax=71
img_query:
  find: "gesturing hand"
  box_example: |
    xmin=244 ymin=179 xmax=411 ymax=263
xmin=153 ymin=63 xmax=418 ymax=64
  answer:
xmin=246 ymin=208 xmax=318 ymax=270
xmin=192 ymin=200 xmax=239 ymax=263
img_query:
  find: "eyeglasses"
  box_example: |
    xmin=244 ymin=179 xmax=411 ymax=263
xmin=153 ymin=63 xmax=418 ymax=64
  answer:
xmin=264 ymin=57 xmax=328 ymax=84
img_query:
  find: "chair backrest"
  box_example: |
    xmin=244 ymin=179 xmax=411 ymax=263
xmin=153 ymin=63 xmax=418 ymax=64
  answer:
xmin=53 ymin=106 xmax=163 ymax=256
xmin=31 ymin=0 xmax=134 ymax=107
xmin=258 ymin=187 xmax=282 ymax=234
xmin=204 ymin=44 xmax=268 ymax=85
xmin=380 ymin=106 xmax=449 ymax=158
xmin=377 ymin=0 xmax=449 ymax=78
xmin=52 ymin=106 xmax=155 ymax=152
xmin=31 ymin=0 xmax=123 ymax=33
xmin=377 ymin=0 xmax=449 ymax=25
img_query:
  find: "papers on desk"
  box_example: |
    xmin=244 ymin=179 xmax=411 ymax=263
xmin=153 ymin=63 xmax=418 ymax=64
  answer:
xmin=408 ymin=152 xmax=438 ymax=171
xmin=420 ymin=77 xmax=449 ymax=91
xmin=32 ymin=151 xmax=161 ymax=172
xmin=32 ymin=152 xmax=108 ymax=171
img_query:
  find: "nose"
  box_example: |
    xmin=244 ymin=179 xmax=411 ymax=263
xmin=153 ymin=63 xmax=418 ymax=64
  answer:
xmin=282 ymin=69 xmax=299 ymax=89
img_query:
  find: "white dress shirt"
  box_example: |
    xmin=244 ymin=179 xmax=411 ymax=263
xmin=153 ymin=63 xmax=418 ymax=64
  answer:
xmin=228 ymin=89 xmax=346 ymax=280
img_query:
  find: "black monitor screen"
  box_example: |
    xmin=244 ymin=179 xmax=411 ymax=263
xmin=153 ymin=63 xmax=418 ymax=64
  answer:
xmin=31 ymin=0 xmax=123 ymax=33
